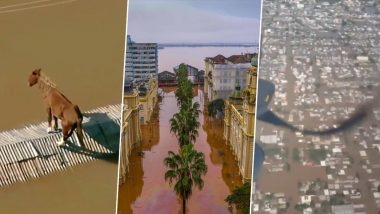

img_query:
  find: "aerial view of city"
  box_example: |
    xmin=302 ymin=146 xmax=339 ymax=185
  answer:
xmin=252 ymin=0 xmax=380 ymax=213
xmin=117 ymin=0 xmax=261 ymax=213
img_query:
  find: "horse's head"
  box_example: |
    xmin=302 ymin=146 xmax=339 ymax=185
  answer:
xmin=28 ymin=68 xmax=41 ymax=87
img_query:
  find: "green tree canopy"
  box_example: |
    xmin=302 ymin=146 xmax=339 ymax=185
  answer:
xmin=225 ymin=182 xmax=251 ymax=214
xmin=207 ymin=98 xmax=225 ymax=118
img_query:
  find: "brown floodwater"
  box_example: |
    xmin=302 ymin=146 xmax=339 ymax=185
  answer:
xmin=0 ymin=0 xmax=127 ymax=213
xmin=118 ymin=87 xmax=243 ymax=214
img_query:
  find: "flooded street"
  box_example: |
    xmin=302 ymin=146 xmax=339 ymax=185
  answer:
xmin=118 ymin=87 xmax=243 ymax=214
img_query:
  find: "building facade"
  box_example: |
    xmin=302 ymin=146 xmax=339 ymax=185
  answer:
xmin=125 ymin=35 xmax=158 ymax=82
xmin=204 ymin=53 xmax=256 ymax=101
xmin=119 ymin=90 xmax=142 ymax=184
xmin=137 ymin=78 xmax=158 ymax=125
xmin=223 ymin=64 xmax=257 ymax=182
xmin=119 ymin=78 xmax=158 ymax=184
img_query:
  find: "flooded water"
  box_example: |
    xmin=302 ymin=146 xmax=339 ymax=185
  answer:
xmin=0 ymin=0 xmax=127 ymax=213
xmin=118 ymin=87 xmax=243 ymax=214
xmin=0 ymin=160 xmax=118 ymax=214
xmin=158 ymin=46 xmax=258 ymax=72
xmin=0 ymin=0 xmax=126 ymax=130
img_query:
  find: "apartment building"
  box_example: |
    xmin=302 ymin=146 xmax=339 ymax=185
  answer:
xmin=125 ymin=35 xmax=158 ymax=82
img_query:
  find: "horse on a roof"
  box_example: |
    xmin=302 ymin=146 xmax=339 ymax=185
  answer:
xmin=28 ymin=68 xmax=85 ymax=147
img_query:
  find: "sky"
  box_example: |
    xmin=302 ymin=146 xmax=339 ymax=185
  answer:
xmin=127 ymin=0 xmax=261 ymax=43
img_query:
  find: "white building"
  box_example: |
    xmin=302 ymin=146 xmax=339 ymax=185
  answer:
xmin=204 ymin=53 xmax=256 ymax=100
xmin=125 ymin=35 xmax=158 ymax=82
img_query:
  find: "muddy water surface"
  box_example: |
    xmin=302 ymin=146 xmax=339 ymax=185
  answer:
xmin=118 ymin=87 xmax=243 ymax=214
xmin=0 ymin=0 xmax=127 ymax=213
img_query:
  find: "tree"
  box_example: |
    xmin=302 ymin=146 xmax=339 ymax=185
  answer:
xmin=294 ymin=203 xmax=310 ymax=212
xmin=164 ymin=144 xmax=207 ymax=214
xmin=175 ymin=63 xmax=193 ymax=106
xmin=329 ymin=193 xmax=345 ymax=205
xmin=207 ymin=98 xmax=225 ymax=118
xmin=225 ymin=182 xmax=251 ymax=214
xmin=183 ymin=101 xmax=201 ymax=119
xmin=165 ymin=64 xmax=208 ymax=214
xmin=292 ymin=148 xmax=301 ymax=162
xmin=176 ymin=63 xmax=188 ymax=80
xmin=170 ymin=103 xmax=200 ymax=147
xmin=308 ymin=148 xmax=327 ymax=163
xmin=175 ymin=79 xmax=193 ymax=106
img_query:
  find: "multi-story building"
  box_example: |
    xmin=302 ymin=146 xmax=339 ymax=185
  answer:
xmin=223 ymin=63 xmax=257 ymax=182
xmin=204 ymin=53 xmax=256 ymax=101
xmin=125 ymin=35 xmax=158 ymax=82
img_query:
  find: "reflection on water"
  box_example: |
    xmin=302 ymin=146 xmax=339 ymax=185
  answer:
xmin=118 ymin=87 xmax=243 ymax=214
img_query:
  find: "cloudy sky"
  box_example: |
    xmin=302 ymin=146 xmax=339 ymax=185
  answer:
xmin=127 ymin=0 xmax=261 ymax=43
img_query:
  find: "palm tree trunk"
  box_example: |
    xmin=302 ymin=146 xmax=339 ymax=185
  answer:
xmin=183 ymin=198 xmax=186 ymax=214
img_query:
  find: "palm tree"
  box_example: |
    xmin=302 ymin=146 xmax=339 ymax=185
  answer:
xmin=182 ymin=101 xmax=201 ymax=118
xmin=175 ymin=63 xmax=193 ymax=106
xmin=176 ymin=63 xmax=188 ymax=80
xmin=170 ymin=105 xmax=200 ymax=147
xmin=164 ymin=144 xmax=208 ymax=214
xmin=175 ymin=79 xmax=193 ymax=106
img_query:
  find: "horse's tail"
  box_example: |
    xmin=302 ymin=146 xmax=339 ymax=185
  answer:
xmin=74 ymin=105 xmax=85 ymax=147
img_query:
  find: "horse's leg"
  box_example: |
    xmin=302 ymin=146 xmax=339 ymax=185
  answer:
xmin=67 ymin=123 xmax=76 ymax=139
xmin=46 ymin=107 xmax=53 ymax=133
xmin=53 ymin=116 xmax=59 ymax=131
xmin=57 ymin=121 xmax=70 ymax=146
xmin=67 ymin=124 xmax=82 ymax=146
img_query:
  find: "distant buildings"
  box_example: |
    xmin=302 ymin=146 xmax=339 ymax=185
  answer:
xmin=173 ymin=63 xmax=203 ymax=84
xmin=158 ymin=71 xmax=176 ymax=86
xmin=125 ymin=35 xmax=158 ymax=82
xmin=158 ymin=64 xmax=204 ymax=86
xmin=223 ymin=63 xmax=257 ymax=181
xmin=204 ymin=53 xmax=257 ymax=101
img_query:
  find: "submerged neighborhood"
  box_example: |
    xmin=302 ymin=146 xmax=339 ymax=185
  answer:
xmin=253 ymin=0 xmax=380 ymax=214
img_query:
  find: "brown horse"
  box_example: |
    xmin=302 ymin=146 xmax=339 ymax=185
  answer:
xmin=28 ymin=68 xmax=85 ymax=147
